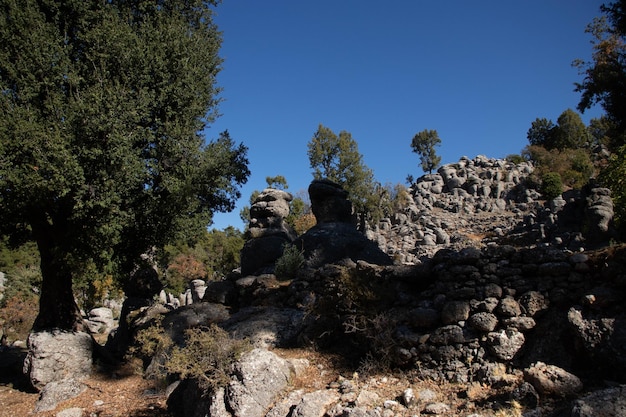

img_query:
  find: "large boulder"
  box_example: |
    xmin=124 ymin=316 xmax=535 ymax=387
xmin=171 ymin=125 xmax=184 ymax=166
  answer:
xmin=23 ymin=330 xmax=93 ymax=391
xmin=295 ymin=180 xmax=392 ymax=268
xmin=167 ymin=348 xmax=293 ymax=417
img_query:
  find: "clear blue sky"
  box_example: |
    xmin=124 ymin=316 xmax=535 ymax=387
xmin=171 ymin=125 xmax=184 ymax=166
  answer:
xmin=207 ymin=1 xmax=605 ymax=230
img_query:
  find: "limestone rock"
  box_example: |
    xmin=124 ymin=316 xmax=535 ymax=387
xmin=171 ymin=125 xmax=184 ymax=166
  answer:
xmin=486 ymin=329 xmax=525 ymax=361
xmin=524 ymin=362 xmax=583 ymax=397
xmin=241 ymin=188 xmax=297 ymax=276
xmin=23 ymin=330 xmax=93 ymax=391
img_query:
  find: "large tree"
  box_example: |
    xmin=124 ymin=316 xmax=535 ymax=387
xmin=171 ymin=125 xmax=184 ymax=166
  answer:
xmin=307 ymin=124 xmax=378 ymax=228
xmin=0 ymin=0 xmax=250 ymax=331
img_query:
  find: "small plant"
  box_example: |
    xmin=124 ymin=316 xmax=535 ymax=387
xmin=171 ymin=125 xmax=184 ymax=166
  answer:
xmin=132 ymin=320 xmax=251 ymax=392
xmin=274 ymin=243 xmax=305 ymax=280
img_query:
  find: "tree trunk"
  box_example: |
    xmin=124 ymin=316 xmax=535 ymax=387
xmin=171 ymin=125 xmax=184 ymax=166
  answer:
xmin=31 ymin=220 xmax=84 ymax=332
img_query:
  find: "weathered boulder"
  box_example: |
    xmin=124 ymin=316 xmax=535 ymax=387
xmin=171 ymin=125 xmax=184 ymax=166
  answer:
xmin=240 ymin=188 xmax=297 ymax=276
xmin=524 ymin=362 xmax=583 ymax=396
xmin=23 ymin=330 xmax=93 ymax=391
xmin=308 ymin=179 xmax=354 ymax=224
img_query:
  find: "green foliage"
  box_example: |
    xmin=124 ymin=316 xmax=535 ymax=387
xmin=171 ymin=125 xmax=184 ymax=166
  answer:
xmin=554 ymin=109 xmax=591 ymax=149
xmin=523 ymin=145 xmax=595 ymax=189
xmin=0 ymin=0 xmax=250 ymax=329
xmin=134 ymin=321 xmax=251 ymax=392
xmin=162 ymin=227 xmax=244 ymax=293
xmin=265 ymin=175 xmax=288 ymax=190
xmin=506 ymin=154 xmax=526 ymax=164
xmin=274 ymin=244 xmax=304 ymax=281
xmin=307 ymin=124 xmax=378 ymax=227
xmin=599 ymin=144 xmax=626 ymax=231
xmin=0 ymin=239 xmax=41 ymax=304
xmin=0 ymin=294 xmax=39 ymax=343
xmin=410 ymin=129 xmax=442 ymax=174
xmin=540 ymin=172 xmax=563 ymax=200
xmin=527 ymin=118 xmax=556 ymax=147
xmin=527 ymin=110 xmax=589 ymax=150
xmin=575 ymin=4 xmax=626 ymax=143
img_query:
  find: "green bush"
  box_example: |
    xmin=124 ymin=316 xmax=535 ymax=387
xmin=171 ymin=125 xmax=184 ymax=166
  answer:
xmin=274 ymin=244 xmax=304 ymax=280
xmin=541 ymin=172 xmax=563 ymax=200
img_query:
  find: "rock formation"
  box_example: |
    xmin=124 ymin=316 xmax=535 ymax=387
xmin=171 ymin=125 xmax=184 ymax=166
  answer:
xmin=240 ymin=188 xmax=297 ymax=275
xmin=294 ymin=179 xmax=392 ymax=268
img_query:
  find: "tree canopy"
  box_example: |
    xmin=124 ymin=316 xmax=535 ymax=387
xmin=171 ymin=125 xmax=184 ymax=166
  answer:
xmin=575 ymin=0 xmax=626 ymax=141
xmin=0 ymin=0 xmax=249 ymax=330
xmin=526 ymin=109 xmax=590 ymax=150
xmin=410 ymin=129 xmax=442 ymax=174
xmin=307 ymin=124 xmax=379 ymax=228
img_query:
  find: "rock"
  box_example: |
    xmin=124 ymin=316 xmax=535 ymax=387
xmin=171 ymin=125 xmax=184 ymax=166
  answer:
xmin=524 ymin=362 xmax=583 ymax=396
xmin=222 ymin=307 xmax=305 ymax=348
xmin=241 ymin=188 xmax=297 ymax=275
xmin=355 ymin=390 xmax=380 ymax=407
xmin=495 ymin=297 xmax=522 ymax=317
xmin=161 ymin=303 xmax=230 ymax=344
xmin=585 ymin=187 xmax=615 ymax=245
xmin=227 ymin=348 xmax=292 ymax=417
xmin=518 ymin=291 xmax=549 ymax=318
xmin=422 ymin=402 xmax=451 ymax=414
xmin=290 ymin=389 xmax=340 ymax=417
xmin=486 ymin=329 xmax=525 ymax=361
xmin=308 ymin=179 xmax=355 ymax=224
xmin=84 ymin=307 xmax=116 ymax=335
xmin=429 ymin=325 xmax=465 ymax=345
xmin=55 ymin=407 xmax=84 ymax=417
xmin=34 ymin=378 xmax=86 ymax=412
xmin=189 ymin=279 xmax=207 ymax=303
xmin=23 ymin=330 xmax=93 ymax=391
xmin=569 ymin=385 xmax=626 ymax=417
xmin=467 ymin=312 xmax=498 ymax=333
xmin=401 ymin=388 xmax=416 ymax=407
xmin=502 ymin=317 xmax=536 ymax=332
xmin=441 ymin=301 xmax=470 ymax=325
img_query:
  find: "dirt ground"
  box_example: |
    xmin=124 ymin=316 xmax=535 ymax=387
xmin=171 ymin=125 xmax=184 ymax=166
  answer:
xmin=0 ymin=345 xmax=544 ymax=417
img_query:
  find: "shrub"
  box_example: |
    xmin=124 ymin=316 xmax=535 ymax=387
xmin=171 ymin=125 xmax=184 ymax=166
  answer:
xmin=274 ymin=243 xmax=304 ymax=280
xmin=133 ymin=320 xmax=251 ymax=392
xmin=541 ymin=172 xmax=563 ymax=200
xmin=0 ymin=294 xmax=39 ymax=342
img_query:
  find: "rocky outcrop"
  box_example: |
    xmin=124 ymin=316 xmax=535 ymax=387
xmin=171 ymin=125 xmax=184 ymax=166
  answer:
xmin=294 ymin=180 xmax=392 ymax=268
xmin=240 ymin=188 xmax=297 ymax=275
xmin=371 ymin=156 xmax=616 ymax=263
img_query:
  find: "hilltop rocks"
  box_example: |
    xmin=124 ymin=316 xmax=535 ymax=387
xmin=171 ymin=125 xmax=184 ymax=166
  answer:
xmin=372 ymin=156 xmax=616 ymax=263
xmin=240 ymin=188 xmax=297 ymax=275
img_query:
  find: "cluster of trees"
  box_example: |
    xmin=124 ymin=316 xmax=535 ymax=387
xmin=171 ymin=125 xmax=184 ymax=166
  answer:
xmin=522 ymin=109 xmax=598 ymax=191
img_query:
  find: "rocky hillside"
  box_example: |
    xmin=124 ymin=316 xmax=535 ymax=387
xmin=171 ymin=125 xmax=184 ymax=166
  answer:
xmin=15 ymin=155 xmax=625 ymax=417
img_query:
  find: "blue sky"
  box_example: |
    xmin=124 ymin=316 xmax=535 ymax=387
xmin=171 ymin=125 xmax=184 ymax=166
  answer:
xmin=207 ymin=1 xmax=605 ymax=230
